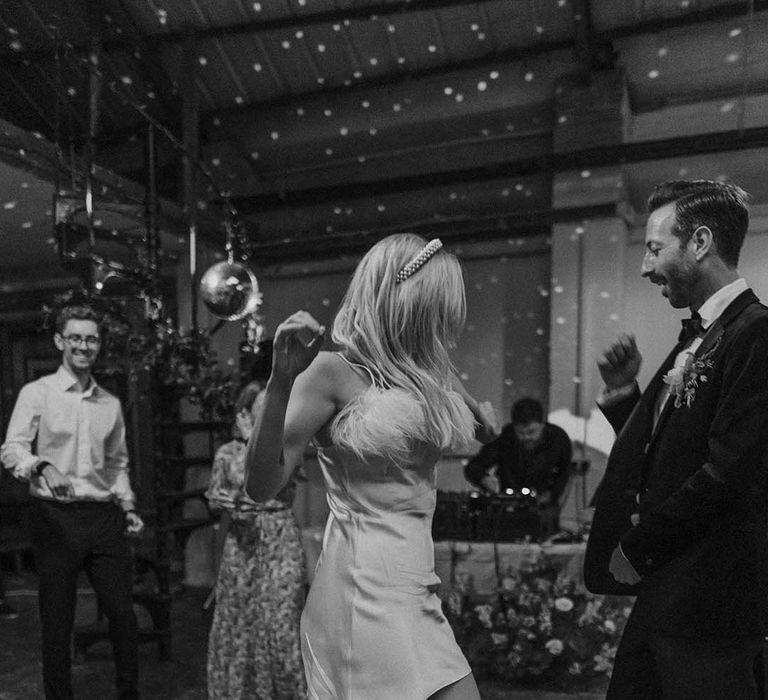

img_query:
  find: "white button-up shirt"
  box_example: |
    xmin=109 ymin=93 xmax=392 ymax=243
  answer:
xmin=1 ymin=366 xmax=135 ymax=509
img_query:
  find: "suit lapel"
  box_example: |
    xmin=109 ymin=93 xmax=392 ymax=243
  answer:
xmin=693 ymin=319 xmax=724 ymax=359
xmin=640 ymin=343 xmax=685 ymax=446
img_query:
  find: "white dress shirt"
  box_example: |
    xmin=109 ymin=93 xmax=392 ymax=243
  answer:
xmin=1 ymin=366 xmax=136 ymax=509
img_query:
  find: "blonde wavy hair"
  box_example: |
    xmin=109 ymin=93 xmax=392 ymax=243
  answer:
xmin=332 ymin=233 xmax=472 ymax=451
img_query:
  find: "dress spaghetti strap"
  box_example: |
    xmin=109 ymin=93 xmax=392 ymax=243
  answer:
xmin=335 ymin=352 xmax=379 ymax=388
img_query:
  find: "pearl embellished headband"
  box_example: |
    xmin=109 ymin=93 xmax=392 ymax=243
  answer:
xmin=395 ymin=239 xmax=443 ymax=284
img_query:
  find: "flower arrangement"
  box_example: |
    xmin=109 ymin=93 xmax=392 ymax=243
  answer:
xmin=663 ymin=336 xmax=721 ymax=408
xmin=444 ymin=553 xmax=632 ymax=689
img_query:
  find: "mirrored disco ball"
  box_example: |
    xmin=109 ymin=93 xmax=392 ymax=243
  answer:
xmin=199 ymin=261 xmax=260 ymax=321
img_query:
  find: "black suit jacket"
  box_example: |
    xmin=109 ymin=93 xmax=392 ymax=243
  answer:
xmin=584 ymin=289 xmax=768 ymax=638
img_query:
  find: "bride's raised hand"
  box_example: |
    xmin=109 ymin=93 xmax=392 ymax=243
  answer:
xmin=271 ymin=311 xmax=326 ymax=380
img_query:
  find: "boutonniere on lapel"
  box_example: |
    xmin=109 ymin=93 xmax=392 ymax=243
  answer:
xmin=662 ymin=336 xmax=722 ymax=408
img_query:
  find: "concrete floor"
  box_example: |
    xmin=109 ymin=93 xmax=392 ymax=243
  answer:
xmin=0 ymin=570 xmax=604 ymax=700
xmin=0 ymin=571 xmax=209 ymax=700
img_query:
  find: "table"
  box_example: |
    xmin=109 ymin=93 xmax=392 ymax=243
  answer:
xmin=434 ymin=540 xmax=586 ymax=598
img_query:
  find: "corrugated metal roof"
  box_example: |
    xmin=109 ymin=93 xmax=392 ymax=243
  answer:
xmin=1 ymin=0 xmax=768 ymax=265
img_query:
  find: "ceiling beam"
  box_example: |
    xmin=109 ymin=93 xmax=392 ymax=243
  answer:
xmin=229 ymin=125 xmax=768 ymax=214
xmin=247 ymin=203 xmax=617 ymax=263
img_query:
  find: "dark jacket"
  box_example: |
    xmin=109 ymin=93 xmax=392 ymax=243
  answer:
xmin=584 ymin=289 xmax=768 ymax=638
xmin=464 ymin=422 xmax=572 ymax=502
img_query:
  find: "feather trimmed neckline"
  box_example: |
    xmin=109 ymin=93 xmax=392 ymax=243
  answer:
xmin=329 ymin=384 xmax=473 ymax=466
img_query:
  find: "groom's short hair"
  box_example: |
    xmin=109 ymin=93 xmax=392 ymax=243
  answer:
xmin=646 ymin=179 xmax=749 ymax=268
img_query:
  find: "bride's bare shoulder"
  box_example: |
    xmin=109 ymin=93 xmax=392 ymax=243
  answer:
xmin=300 ymin=351 xmax=363 ymax=383
xmin=304 ymin=351 xmax=371 ymax=403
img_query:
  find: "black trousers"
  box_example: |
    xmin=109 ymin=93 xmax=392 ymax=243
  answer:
xmin=607 ymin=606 xmax=763 ymax=700
xmin=30 ymin=499 xmax=138 ymax=700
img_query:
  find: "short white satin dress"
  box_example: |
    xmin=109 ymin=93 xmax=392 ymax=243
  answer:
xmin=301 ymin=357 xmax=474 ymax=700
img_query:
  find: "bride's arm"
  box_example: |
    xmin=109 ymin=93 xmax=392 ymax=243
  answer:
xmin=244 ymin=313 xmax=335 ymax=502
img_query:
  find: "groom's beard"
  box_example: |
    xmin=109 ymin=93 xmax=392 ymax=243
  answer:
xmin=658 ymin=256 xmax=699 ymax=309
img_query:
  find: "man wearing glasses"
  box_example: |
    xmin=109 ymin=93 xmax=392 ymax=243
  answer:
xmin=1 ymin=303 xmax=143 ymax=700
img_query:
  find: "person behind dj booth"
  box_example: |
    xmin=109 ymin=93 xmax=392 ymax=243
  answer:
xmin=463 ymin=397 xmax=572 ymax=535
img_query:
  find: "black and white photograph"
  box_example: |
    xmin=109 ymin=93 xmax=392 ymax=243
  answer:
xmin=1 ymin=2 xmax=768 ymax=699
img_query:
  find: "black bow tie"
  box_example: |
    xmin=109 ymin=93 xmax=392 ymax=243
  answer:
xmin=678 ymin=313 xmax=705 ymax=344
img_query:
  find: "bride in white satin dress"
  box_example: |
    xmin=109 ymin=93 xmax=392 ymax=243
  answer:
xmin=244 ymin=234 xmax=498 ymax=700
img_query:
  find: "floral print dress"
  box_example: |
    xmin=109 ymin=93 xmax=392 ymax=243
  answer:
xmin=205 ymin=439 xmax=307 ymax=700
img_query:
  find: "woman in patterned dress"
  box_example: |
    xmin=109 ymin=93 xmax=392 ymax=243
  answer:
xmin=205 ymin=381 xmax=307 ymax=699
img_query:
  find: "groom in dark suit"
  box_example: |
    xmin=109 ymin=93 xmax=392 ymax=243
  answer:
xmin=584 ymin=180 xmax=768 ymax=699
